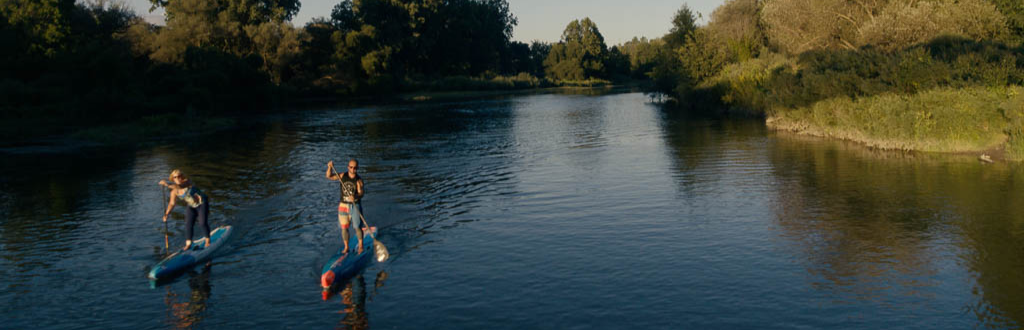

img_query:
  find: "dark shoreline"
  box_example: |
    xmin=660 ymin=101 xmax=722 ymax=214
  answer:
xmin=0 ymin=84 xmax=644 ymax=154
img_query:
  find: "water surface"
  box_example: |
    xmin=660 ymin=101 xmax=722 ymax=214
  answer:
xmin=2 ymin=92 xmax=1024 ymax=329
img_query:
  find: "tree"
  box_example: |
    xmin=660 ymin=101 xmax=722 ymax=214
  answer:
xmin=149 ymin=0 xmax=300 ymax=25
xmin=0 ymin=0 xmax=75 ymax=56
xmin=527 ymin=41 xmax=551 ymax=77
xmin=543 ymin=18 xmax=609 ymax=81
xmin=309 ymin=0 xmax=520 ymax=92
xmin=705 ymin=0 xmax=763 ymax=62
xmin=664 ymin=4 xmax=698 ymax=50
xmin=618 ymin=37 xmax=664 ymax=79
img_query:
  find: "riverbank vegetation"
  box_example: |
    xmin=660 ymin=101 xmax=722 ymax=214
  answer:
xmin=5 ymin=0 xmax=1024 ymax=159
xmin=643 ymin=0 xmax=1024 ymax=159
xmin=0 ymin=0 xmax=645 ymax=142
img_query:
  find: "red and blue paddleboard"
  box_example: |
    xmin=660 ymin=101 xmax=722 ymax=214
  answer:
xmin=321 ymin=227 xmax=377 ymax=290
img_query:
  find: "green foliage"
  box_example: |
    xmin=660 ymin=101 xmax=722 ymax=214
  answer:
xmin=990 ymin=0 xmax=1024 ymax=43
xmin=645 ymin=5 xmax=717 ymax=101
xmin=705 ymin=0 xmax=763 ymax=62
xmin=616 ymin=37 xmax=664 ymax=79
xmin=543 ymin=18 xmax=609 ymax=81
xmin=1002 ymin=88 xmax=1024 ymax=159
xmin=0 ymin=0 xmax=74 ymax=56
xmin=307 ymin=0 xmax=520 ymax=94
xmin=503 ymin=41 xmax=531 ymax=76
xmin=664 ymin=4 xmax=697 ymax=50
xmin=856 ymin=0 xmax=1008 ymax=51
xmin=150 ymin=0 xmax=300 ymax=25
xmin=245 ymin=21 xmax=307 ymax=83
xmin=527 ymin=41 xmax=551 ymax=77
xmin=605 ymin=46 xmax=630 ymax=80
xmin=761 ymin=0 xmax=1009 ymax=54
xmin=699 ymin=53 xmax=792 ymax=114
xmin=402 ymin=73 xmax=547 ymax=92
xmin=770 ymin=86 xmax=1020 ymax=153
xmin=678 ymin=29 xmax=728 ymax=83
xmin=1 ymin=0 xmax=147 ymax=125
xmin=689 ymin=36 xmax=1023 ymax=115
xmin=768 ymin=38 xmax=1024 ymax=110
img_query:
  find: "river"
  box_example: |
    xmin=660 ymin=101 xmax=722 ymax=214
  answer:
xmin=2 ymin=91 xmax=1023 ymax=329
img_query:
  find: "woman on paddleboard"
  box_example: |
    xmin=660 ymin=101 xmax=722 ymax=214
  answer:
xmin=159 ymin=169 xmax=211 ymax=250
xmin=326 ymin=159 xmax=365 ymax=254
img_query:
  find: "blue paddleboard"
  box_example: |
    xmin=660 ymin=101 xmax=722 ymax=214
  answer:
xmin=149 ymin=225 xmax=233 ymax=280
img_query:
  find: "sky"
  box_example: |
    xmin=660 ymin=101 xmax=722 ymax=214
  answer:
xmin=125 ymin=0 xmax=729 ymax=45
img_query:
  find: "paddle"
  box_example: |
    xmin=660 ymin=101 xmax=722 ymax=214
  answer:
xmin=162 ymin=186 xmax=169 ymax=250
xmin=331 ymin=162 xmax=389 ymax=262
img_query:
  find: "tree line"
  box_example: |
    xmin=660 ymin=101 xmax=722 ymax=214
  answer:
xmin=0 ymin=0 xmax=652 ymax=137
xmin=5 ymin=0 xmax=1023 ymax=140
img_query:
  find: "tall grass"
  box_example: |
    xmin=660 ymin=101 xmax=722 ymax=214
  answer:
xmin=768 ymin=86 xmax=1024 ymax=156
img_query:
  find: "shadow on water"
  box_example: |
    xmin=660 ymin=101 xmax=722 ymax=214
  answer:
xmin=766 ymin=131 xmax=1024 ymax=328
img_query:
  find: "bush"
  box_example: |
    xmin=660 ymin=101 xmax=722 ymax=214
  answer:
xmin=761 ymin=0 xmax=1009 ymax=54
xmin=761 ymin=37 xmax=1024 ymax=111
xmin=699 ymin=53 xmax=792 ymax=114
xmin=857 ymin=0 xmax=1008 ymax=51
xmin=401 ymin=73 xmax=547 ymax=92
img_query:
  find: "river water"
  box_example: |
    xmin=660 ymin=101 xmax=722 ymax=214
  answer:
xmin=2 ymin=91 xmax=1024 ymax=329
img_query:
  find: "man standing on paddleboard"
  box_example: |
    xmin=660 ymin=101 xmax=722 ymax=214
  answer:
xmin=326 ymin=159 xmax=365 ymax=254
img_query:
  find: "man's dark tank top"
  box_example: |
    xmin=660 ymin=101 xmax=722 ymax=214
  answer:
xmin=340 ymin=173 xmax=361 ymax=202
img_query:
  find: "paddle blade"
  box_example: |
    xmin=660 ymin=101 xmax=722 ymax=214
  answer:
xmin=374 ymin=240 xmax=389 ymax=262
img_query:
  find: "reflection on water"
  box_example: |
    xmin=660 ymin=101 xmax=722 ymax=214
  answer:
xmin=3 ymin=91 xmax=1024 ymax=328
xmin=329 ymin=271 xmax=389 ymax=330
xmin=767 ymin=131 xmax=1024 ymax=328
xmin=163 ymin=263 xmax=212 ymax=329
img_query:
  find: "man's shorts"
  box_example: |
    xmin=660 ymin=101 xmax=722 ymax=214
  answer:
xmin=337 ymin=203 xmax=361 ymax=228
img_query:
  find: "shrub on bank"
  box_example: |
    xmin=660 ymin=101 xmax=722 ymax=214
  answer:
xmin=402 ymin=73 xmax=548 ymax=92
xmin=551 ymin=78 xmax=612 ymax=87
xmin=693 ymin=37 xmax=1024 ymax=115
xmin=698 ymin=53 xmax=792 ymax=115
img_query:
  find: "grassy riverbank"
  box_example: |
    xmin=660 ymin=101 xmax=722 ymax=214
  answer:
xmin=682 ymin=36 xmax=1024 ymax=161
xmin=767 ymin=86 xmax=1024 ymax=160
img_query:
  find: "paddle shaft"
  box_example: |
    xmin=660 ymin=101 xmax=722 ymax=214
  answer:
xmin=162 ymin=187 xmax=169 ymax=250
